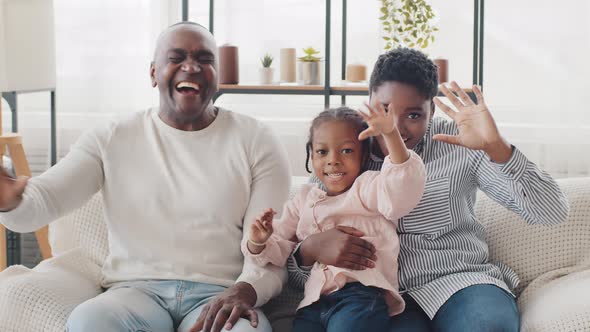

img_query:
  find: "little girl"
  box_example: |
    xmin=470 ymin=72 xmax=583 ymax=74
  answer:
xmin=242 ymin=105 xmax=426 ymax=332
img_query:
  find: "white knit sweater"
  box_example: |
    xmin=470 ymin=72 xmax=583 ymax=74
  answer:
xmin=0 ymin=108 xmax=291 ymax=306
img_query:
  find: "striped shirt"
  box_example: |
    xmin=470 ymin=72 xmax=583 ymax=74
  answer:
xmin=287 ymin=116 xmax=569 ymax=319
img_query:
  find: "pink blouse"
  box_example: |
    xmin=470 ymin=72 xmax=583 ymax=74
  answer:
xmin=243 ymin=151 xmax=426 ymax=316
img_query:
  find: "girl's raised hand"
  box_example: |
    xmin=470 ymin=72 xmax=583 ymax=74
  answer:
xmin=357 ymin=100 xmax=397 ymax=141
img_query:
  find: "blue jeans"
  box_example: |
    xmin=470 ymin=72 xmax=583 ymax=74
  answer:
xmin=66 ymin=280 xmax=271 ymax=332
xmin=293 ymin=282 xmax=390 ymax=332
xmin=389 ymin=284 xmax=520 ymax=332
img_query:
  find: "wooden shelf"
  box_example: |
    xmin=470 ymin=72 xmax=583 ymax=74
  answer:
xmin=214 ymin=83 xmax=369 ymax=101
xmin=219 ymin=84 xmax=325 ymax=91
xmin=194 ymin=0 xmax=485 ymax=107
xmin=215 ymin=84 xmax=474 ymax=101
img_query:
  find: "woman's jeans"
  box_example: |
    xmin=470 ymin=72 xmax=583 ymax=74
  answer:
xmin=390 ymin=284 xmax=520 ymax=332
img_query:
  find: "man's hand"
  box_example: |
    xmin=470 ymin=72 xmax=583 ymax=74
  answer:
xmin=0 ymin=167 xmax=28 ymax=212
xmin=299 ymin=226 xmax=377 ymax=270
xmin=189 ymin=282 xmax=258 ymax=332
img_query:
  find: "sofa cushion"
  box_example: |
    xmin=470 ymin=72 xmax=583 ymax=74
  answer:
xmin=0 ymin=249 xmax=102 ymax=332
xmin=49 ymin=193 xmax=108 ymax=267
xmin=477 ymin=177 xmax=590 ymax=295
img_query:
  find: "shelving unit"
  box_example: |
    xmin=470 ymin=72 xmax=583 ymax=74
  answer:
xmin=2 ymin=90 xmax=56 ymax=267
xmin=182 ymin=0 xmax=485 ymax=106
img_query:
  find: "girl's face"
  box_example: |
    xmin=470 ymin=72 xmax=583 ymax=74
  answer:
xmin=372 ymin=81 xmax=434 ymax=152
xmin=311 ymin=120 xmax=364 ymax=196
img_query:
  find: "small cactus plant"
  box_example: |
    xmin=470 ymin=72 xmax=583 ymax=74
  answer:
xmin=260 ymin=54 xmax=273 ymax=68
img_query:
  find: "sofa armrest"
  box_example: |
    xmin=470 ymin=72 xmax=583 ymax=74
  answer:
xmin=0 ymin=248 xmax=103 ymax=332
xmin=519 ymin=267 xmax=590 ymax=332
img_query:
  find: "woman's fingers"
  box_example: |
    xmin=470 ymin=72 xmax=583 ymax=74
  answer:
xmin=451 ymin=81 xmax=474 ymax=106
xmin=336 ymin=225 xmax=365 ymax=237
xmin=473 ymin=85 xmax=485 ymax=105
xmin=439 ymin=83 xmax=465 ymax=110
xmin=433 ymin=97 xmax=457 ymax=120
xmin=433 ymin=134 xmax=463 ymax=146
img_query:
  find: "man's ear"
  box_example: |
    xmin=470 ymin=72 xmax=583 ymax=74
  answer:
xmin=150 ymin=62 xmax=157 ymax=87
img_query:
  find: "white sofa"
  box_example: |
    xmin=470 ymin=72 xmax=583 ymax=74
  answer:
xmin=0 ymin=177 xmax=589 ymax=332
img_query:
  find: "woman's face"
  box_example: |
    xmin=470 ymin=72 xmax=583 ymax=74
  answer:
xmin=371 ymin=81 xmax=434 ymax=152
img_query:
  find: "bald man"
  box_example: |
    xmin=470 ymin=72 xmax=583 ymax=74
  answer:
xmin=0 ymin=22 xmax=290 ymax=332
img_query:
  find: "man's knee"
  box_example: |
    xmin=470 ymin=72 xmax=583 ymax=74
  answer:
xmin=66 ymin=299 xmax=120 ymax=332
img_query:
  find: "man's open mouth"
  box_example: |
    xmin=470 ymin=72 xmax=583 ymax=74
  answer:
xmin=175 ymin=81 xmax=200 ymax=95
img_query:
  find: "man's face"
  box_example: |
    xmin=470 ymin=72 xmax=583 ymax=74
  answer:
xmin=372 ymin=81 xmax=433 ymax=150
xmin=150 ymin=25 xmax=218 ymax=121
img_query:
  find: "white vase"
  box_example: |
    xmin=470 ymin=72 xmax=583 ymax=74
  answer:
xmin=298 ymin=61 xmax=323 ymax=85
xmin=259 ymin=68 xmax=274 ymax=85
xmin=280 ymin=48 xmax=296 ymax=82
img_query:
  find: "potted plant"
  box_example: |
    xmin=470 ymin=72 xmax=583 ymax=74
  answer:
xmin=298 ymin=47 xmax=323 ymax=85
xmin=379 ymin=0 xmax=438 ymax=51
xmin=379 ymin=1 xmax=448 ymax=82
xmin=259 ymin=53 xmax=274 ymax=85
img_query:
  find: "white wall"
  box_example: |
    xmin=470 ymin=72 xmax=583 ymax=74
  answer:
xmin=4 ymin=0 xmax=590 ymax=177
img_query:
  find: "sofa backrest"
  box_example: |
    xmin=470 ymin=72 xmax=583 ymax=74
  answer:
xmin=49 ymin=194 xmax=108 ymax=267
xmin=48 ymin=177 xmax=590 ymax=295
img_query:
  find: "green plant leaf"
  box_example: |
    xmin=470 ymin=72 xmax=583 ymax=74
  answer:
xmin=379 ymin=0 xmax=439 ymax=51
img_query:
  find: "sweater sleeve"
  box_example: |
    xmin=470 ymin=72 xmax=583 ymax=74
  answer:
xmin=0 ymin=124 xmax=110 ymax=232
xmin=355 ymin=151 xmax=426 ymax=221
xmin=235 ymin=123 xmax=291 ymax=307
xmin=474 ymin=146 xmax=569 ymax=225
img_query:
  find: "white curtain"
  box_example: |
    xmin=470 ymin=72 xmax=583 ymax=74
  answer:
xmin=53 ymin=0 xmax=178 ymax=116
xmin=12 ymin=0 xmax=177 ymax=130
